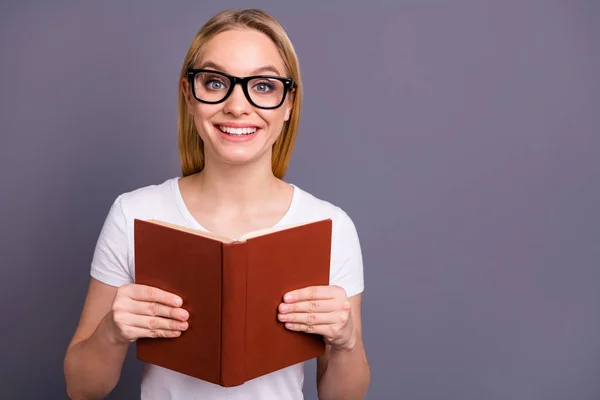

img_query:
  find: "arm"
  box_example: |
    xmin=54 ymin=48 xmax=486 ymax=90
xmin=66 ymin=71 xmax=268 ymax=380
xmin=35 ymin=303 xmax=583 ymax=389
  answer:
xmin=279 ymin=207 xmax=369 ymax=397
xmin=63 ymin=278 xmax=128 ymax=399
xmin=316 ymin=294 xmax=370 ymax=400
xmin=64 ymin=278 xmax=189 ymax=399
xmin=278 ymin=287 xmax=370 ymax=400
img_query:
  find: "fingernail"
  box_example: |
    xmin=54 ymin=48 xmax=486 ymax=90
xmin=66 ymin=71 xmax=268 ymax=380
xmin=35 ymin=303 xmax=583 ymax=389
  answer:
xmin=174 ymin=297 xmax=182 ymax=306
xmin=284 ymin=294 xmax=292 ymax=302
xmin=279 ymin=304 xmax=288 ymax=312
xmin=278 ymin=314 xmax=287 ymax=321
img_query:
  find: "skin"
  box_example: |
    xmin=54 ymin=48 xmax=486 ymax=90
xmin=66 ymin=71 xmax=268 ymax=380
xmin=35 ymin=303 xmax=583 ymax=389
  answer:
xmin=63 ymin=28 xmax=369 ymax=400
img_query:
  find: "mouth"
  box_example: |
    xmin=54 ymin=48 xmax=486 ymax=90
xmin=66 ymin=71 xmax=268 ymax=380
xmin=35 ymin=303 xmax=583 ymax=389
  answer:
xmin=216 ymin=125 xmax=258 ymax=136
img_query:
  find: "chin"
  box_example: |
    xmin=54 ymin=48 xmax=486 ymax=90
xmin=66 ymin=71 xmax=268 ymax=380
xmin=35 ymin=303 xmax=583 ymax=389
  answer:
xmin=207 ymin=146 xmax=269 ymax=167
xmin=222 ymin=152 xmax=260 ymax=165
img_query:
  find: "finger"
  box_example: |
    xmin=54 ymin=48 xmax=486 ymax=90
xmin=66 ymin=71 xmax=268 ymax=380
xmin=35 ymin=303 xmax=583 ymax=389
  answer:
xmin=283 ymin=286 xmax=336 ymax=303
xmin=278 ymin=299 xmax=338 ymax=314
xmin=126 ymin=314 xmax=189 ymax=332
xmin=128 ymin=284 xmax=183 ymax=307
xmin=122 ymin=325 xmax=183 ymax=340
xmin=278 ymin=310 xmax=342 ymax=325
xmin=284 ymin=322 xmax=331 ymax=335
xmin=127 ymin=298 xmax=189 ymax=321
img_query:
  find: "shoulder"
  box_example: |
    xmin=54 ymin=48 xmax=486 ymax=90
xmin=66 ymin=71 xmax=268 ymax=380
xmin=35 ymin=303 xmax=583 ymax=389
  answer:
xmin=110 ymin=177 xmax=180 ymax=222
xmin=97 ymin=176 xmax=181 ymax=240
xmin=116 ymin=177 xmax=178 ymax=209
xmin=291 ymin=184 xmax=365 ymax=297
xmin=89 ymin=177 xmax=181 ymax=286
xmin=291 ymin=183 xmax=358 ymax=234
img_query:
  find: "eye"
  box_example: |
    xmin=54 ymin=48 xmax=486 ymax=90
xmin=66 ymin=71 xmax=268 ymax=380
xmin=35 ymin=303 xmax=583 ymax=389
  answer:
xmin=253 ymin=80 xmax=276 ymax=93
xmin=198 ymin=72 xmax=229 ymax=91
xmin=205 ymin=79 xmax=226 ymax=90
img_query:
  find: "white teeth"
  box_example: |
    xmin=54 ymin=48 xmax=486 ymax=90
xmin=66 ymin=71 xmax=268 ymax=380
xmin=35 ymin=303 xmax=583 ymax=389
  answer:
xmin=218 ymin=125 xmax=257 ymax=135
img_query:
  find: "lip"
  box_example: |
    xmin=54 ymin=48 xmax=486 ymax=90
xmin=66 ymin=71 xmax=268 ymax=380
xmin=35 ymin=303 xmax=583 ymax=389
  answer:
xmin=214 ymin=122 xmax=260 ymax=129
xmin=213 ymin=124 xmax=260 ymax=143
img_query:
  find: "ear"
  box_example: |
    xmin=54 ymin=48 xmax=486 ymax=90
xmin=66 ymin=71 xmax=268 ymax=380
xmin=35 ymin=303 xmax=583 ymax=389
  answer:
xmin=283 ymin=91 xmax=295 ymax=121
xmin=181 ymin=77 xmax=194 ymax=114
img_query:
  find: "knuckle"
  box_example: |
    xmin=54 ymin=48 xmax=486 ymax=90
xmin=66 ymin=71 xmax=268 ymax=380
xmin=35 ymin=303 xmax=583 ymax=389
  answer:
xmin=147 ymin=317 xmax=158 ymax=330
xmin=330 ymin=326 xmax=340 ymax=338
xmin=339 ymin=312 xmax=349 ymax=324
xmin=305 ymin=324 xmax=313 ymax=333
xmin=309 ymin=300 xmax=318 ymax=312
xmin=309 ymin=286 xmax=318 ymax=297
xmin=119 ymin=284 xmax=134 ymax=298
xmin=112 ymin=296 xmax=127 ymax=312
xmin=307 ymin=313 xmax=316 ymax=324
xmin=120 ymin=326 xmax=132 ymax=339
xmin=334 ymin=285 xmax=347 ymax=298
xmin=125 ymin=327 xmax=137 ymax=340
xmin=147 ymin=302 xmax=159 ymax=316
xmin=111 ymin=301 xmax=122 ymax=313
xmin=113 ymin=312 xmax=128 ymax=330
xmin=144 ymin=286 xmax=155 ymax=301
xmin=112 ymin=311 xmax=125 ymax=325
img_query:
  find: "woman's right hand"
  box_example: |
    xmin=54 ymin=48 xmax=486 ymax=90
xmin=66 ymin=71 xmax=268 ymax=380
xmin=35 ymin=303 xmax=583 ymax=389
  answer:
xmin=108 ymin=283 xmax=189 ymax=344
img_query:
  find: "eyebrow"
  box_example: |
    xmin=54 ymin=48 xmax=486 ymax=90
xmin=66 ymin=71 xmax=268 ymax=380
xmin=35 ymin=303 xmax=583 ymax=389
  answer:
xmin=198 ymin=61 xmax=282 ymax=76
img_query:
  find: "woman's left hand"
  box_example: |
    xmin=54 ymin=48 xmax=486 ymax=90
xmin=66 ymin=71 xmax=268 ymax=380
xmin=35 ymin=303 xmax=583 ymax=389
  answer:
xmin=278 ymin=285 xmax=356 ymax=351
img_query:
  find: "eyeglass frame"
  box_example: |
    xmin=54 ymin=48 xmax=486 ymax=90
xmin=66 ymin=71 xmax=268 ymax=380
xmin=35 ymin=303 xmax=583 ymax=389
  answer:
xmin=186 ymin=68 xmax=296 ymax=110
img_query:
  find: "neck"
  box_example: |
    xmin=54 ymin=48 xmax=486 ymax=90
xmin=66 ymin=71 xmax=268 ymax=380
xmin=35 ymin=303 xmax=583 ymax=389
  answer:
xmin=194 ymin=152 xmax=282 ymax=212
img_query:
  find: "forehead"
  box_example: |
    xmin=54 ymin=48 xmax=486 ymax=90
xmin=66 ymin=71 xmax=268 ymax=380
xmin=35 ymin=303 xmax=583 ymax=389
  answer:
xmin=196 ymin=29 xmax=286 ymax=76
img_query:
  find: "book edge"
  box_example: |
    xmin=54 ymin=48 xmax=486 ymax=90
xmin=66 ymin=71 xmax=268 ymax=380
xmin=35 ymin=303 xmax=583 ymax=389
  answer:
xmin=240 ymin=218 xmax=332 ymax=241
xmin=135 ymin=218 xmax=332 ymax=243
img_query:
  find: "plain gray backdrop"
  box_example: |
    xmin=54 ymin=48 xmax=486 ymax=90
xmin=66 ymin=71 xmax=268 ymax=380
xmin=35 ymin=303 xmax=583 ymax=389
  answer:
xmin=1 ymin=1 xmax=599 ymax=399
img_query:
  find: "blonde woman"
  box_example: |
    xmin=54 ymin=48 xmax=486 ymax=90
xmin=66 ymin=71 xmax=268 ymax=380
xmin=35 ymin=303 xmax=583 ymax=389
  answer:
xmin=64 ymin=8 xmax=370 ymax=400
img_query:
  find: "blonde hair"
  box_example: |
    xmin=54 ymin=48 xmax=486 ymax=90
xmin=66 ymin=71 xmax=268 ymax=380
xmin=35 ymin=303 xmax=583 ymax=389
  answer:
xmin=177 ymin=8 xmax=302 ymax=179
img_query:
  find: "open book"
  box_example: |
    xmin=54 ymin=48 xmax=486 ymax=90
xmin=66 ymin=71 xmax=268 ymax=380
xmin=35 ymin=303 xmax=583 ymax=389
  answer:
xmin=133 ymin=217 xmax=332 ymax=387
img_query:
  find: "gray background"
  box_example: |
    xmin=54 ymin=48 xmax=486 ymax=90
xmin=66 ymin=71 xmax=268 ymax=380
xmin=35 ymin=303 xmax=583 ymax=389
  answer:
xmin=1 ymin=1 xmax=599 ymax=399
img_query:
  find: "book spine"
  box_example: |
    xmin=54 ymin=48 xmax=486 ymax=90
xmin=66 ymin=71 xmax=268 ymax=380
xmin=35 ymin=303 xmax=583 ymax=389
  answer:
xmin=219 ymin=241 xmax=248 ymax=387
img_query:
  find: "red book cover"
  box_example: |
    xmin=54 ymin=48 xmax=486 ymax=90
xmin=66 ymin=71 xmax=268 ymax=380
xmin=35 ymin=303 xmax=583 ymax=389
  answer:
xmin=134 ymin=218 xmax=332 ymax=387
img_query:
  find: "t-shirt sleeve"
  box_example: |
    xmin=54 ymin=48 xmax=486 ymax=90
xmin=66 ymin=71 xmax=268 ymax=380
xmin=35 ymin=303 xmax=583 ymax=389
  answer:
xmin=90 ymin=195 xmax=133 ymax=287
xmin=329 ymin=207 xmax=365 ymax=298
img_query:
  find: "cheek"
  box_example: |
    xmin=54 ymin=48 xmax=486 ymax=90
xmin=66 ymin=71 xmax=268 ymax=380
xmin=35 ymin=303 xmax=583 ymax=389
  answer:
xmin=191 ymin=106 xmax=219 ymax=134
xmin=259 ymin=110 xmax=287 ymax=131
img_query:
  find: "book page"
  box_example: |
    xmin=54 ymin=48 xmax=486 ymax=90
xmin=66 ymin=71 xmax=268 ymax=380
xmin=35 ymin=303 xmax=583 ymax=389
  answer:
xmin=240 ymin=221 xmax=315 ymax=240
xmin=146 ymin=218 xmax=331 ymax=242
xmin=146 ymin=219 xmax=233 ymax=243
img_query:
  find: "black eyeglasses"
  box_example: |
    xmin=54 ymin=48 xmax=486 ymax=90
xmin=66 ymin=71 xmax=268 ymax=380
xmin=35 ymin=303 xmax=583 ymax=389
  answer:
xmin=186 ymin=68 xmax=295 ymax=110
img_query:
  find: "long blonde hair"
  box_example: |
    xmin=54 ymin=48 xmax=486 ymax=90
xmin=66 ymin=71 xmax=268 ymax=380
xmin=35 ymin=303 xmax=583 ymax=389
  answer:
xmin=177 ymin=9 xmax=302 ymax=179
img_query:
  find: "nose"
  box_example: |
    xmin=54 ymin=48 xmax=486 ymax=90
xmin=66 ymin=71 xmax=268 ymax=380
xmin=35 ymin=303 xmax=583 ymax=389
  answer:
xmin=222 ymin=83 xmax=251 ymax=116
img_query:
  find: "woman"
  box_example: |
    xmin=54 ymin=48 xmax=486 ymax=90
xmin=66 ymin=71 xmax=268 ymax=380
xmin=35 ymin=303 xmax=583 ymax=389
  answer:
xmin=64 ymin=8 xmax=370 ymax=400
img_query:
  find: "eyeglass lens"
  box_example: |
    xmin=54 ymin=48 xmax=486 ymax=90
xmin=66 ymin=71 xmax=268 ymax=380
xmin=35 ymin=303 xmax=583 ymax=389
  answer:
xmin=194 ymin=72 xmax=286 ymax=108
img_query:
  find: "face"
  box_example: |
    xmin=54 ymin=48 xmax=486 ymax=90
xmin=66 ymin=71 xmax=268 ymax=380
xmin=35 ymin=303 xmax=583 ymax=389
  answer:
xmin=182 ymin=28 xmax=294 ymax=168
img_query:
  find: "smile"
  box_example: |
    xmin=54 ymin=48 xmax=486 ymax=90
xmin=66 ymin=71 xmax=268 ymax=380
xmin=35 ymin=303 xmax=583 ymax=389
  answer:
xmin=217 ymin=125 xmax=257 ymax=136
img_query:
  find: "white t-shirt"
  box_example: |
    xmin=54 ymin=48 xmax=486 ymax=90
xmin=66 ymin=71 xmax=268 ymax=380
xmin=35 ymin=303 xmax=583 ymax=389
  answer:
xmin=90 ymin=177 xmax=364 ymax=400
